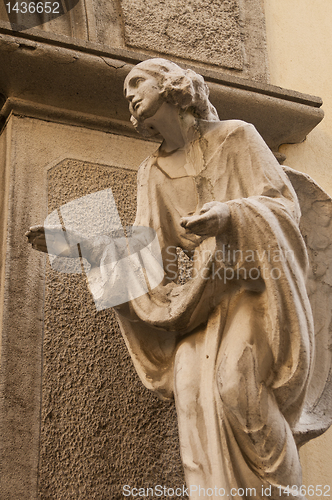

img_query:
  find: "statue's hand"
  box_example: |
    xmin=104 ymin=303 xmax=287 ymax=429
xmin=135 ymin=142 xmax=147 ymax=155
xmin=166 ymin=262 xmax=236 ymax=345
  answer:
xmin=26 ymin=225 xmax=85 ymax=257
xmin=26 ymin=225 xmax=110 ymax=267
xmin=180 ymin=202 xmax=230 ymax=239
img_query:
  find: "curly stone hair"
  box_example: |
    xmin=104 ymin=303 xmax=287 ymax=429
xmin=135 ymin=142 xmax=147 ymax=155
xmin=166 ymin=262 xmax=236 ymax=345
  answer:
xmin=124 ymin=58 xmax=219 ymax=137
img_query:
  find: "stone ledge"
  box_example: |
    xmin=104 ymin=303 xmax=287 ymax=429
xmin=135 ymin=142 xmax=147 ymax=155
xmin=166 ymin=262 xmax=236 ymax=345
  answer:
xmin=0 ymin=29 xmax=324 ymax=151
xmin=0 ymin=23 xmax=322 ymax=106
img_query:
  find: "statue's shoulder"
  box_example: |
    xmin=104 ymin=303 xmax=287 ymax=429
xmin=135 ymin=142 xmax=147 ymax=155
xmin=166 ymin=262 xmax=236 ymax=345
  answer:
xmin=136 ymin=154 xmax=156 ymax=186
xmin=221 ymin=119 xmax=250 ymax=130
xmin=202 ymin=119 xmax=256 ymax=141
xmin=138 ymin=152 xmax=157 ymax=171
xmin=200 ymin=120 xmax=261 ymax=153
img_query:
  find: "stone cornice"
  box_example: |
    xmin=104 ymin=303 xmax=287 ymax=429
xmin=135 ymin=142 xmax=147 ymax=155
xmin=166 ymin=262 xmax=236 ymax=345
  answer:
xmin=0 ymin=27 xmax=324 ymax=151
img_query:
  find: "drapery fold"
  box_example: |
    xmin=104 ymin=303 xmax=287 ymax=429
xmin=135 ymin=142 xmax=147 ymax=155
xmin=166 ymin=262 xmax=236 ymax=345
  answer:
xmin=115 ymin=120 xmax=314 ymax=498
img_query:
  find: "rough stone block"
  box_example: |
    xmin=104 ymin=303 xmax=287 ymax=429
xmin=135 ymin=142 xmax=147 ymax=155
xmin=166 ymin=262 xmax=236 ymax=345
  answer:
xmin=120 ymin=0 xmax=244 ymax=70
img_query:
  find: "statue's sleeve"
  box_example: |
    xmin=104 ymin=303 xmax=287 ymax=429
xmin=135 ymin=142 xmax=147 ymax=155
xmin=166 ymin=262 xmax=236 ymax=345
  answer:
xmin=114 ymin=155 xmax=179 ymax=400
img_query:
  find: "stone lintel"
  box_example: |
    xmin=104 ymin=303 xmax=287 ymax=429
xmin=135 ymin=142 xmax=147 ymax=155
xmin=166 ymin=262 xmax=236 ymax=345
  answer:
xmin=0 ymin=28 xmax=324 ymax=152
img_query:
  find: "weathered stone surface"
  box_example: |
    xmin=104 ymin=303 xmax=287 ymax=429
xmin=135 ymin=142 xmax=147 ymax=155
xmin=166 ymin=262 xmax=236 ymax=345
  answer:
xmin=108 ymin=59 xmax=331 ymax=497
xmin=0 ymin=0 xmax=268 ymax=80
xmin=93 ymin=0 xmax=123 ymax=47
xmin=0 ymin=118 xmax=46 ymax=500
xmin=120 ymin=0 xmax=244 ymax=70
xmin=39 ymin=159 xmax=185 ymax=499
xmin=0 ymin=31 xmax=323 ymax=153
xmin=0 ymin=115 xmax=157 ymax=500
xmin=26 ymin=59 xmax=332 ymax=498
xmin=283 ymin=166 xmax=332 ymax=445
xmin=18 ymin=61 xmax=331 ymax=498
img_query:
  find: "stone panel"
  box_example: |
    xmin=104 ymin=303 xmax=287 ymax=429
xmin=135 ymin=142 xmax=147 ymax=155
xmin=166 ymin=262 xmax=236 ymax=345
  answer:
xmin=38 ymin=159 xmax=186 ymax=499
xmin=120 ymin=0 xmax=244 ymax=70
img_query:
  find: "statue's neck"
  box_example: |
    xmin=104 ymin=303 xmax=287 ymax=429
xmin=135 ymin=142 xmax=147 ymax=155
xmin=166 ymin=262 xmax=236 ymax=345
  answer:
xmin=144 ymin=103 xmax=198 ymax=153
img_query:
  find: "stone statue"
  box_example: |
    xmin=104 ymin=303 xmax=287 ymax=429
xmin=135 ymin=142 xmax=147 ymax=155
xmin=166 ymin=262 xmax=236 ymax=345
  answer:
xmin=27 ymin=59 xmax=332 ymax=499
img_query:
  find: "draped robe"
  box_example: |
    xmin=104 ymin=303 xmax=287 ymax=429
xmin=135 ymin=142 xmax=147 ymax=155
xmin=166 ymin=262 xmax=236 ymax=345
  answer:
xmin=115 ymin=119 xmax=314 ymax=500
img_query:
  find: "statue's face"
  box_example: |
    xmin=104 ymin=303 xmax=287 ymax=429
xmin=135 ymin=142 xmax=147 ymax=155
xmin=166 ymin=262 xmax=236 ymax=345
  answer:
xmin=124 ymin=69 xmax=164 ymax=121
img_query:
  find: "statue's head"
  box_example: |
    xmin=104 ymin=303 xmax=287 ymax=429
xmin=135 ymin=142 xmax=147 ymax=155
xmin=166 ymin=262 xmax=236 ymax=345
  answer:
xmin=124 ymin=58 xmax=219 ymax=137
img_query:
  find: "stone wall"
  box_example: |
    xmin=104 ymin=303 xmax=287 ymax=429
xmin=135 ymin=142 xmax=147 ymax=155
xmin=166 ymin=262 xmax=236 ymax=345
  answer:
xmin=0 ymin=0 xmax=269 ymax=81
xmin=40 ymin=159 xmax=185 ymax=499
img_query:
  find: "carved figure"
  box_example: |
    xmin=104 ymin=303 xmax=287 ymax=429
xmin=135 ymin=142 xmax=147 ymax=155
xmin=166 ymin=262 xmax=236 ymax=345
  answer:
xmin=27 ymin=59 xmax=332 ymax=499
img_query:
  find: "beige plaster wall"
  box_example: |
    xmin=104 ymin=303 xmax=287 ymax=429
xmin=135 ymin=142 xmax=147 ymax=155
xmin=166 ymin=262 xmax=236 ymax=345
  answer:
xmin=264 ymin=0 xmax=332 ymax=489
xmin=264 ymin=0 xmax=332 ymax=192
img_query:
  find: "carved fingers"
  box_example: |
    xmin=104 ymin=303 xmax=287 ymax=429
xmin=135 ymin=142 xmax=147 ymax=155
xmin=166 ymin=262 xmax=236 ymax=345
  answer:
xmin=26 ymin=225 xmax=77 ymax=257
xmin=25 ymin=225 xmax=49 ymax=253
xmin=180 ymin=202 xmax=230 ymax=238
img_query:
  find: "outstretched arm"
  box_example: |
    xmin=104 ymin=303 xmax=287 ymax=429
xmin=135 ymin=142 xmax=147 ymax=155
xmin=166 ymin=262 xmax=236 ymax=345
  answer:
xmin=26 ymin=225 xmax=73 ymax=255
xmin=26 ymin=225 xmax=110 ymax=267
